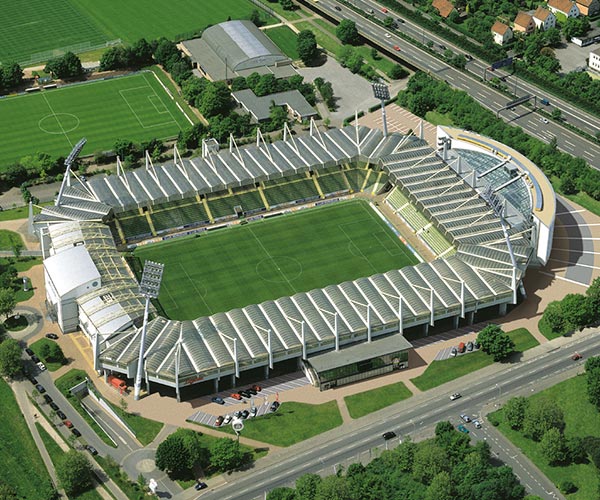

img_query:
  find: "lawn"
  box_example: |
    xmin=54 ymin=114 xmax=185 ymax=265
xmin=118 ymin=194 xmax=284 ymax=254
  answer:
xmin=488 ymin=375 xmax=600 ymax=500
xmin=0 ymin=230 xmax=24 ymax=251
xmin=0 ymin=72 xmax=190 ymax=172
xmin=110 ymin=405 xmax=163 ymax=446
xmin=198 ymin=401 xmax=343 ymax=447
xmin=295 ymin=21 xmax=340 ymax=55
xmin=0 ymin=205 xmax=43 ymax=222
xmin=134 ymin=200 xmax=418 ymax=320
xmin=254 ymin=0 xmax=306 ymax=20
xmin=411 ymin=328 xmax=539 ymax=391
xmin=425 ymin=111 xmax=454 ymax=126
xmin=265 ymin=26 xmax=300 ymax=60
xmin=0 ymin=379 xmax=55 ymax=499
xmin=539 ymin=315 xmax=563 ymax=341
xmin=30 ymin=338 xmax=67 ymax=372
xmin=345 ymin=381 xmax=413 ymax=419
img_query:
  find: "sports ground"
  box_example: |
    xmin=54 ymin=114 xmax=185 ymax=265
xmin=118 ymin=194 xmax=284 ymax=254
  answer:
xmin=0 ymin=0 xmax=271 ymax=65
xmin=134 ymin=200 xmax=419 ymax=320
xmin=0 ymin=72 xmax=189 ymax=171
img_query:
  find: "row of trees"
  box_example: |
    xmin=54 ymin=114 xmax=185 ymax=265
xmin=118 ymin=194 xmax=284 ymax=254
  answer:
xmin=268 ymin=422 xmax=525 ymax=500
xmin=542 ymin=277 xmax=600 ymax=336
xmin=398 ymin=72 xmax=600 ymax=201
xmin=44 ymin=52 xmax=84 ymax=80
xmin=155 ymin=428 xmax=248 ymax=479
xmin=99 ymin=38 xmax=154 ymax=72
xmin=0 ymin=61 xmax=24 ymax=93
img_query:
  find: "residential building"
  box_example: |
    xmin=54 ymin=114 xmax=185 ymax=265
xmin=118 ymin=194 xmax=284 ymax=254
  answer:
xmin=532 ymin=7 xmax=557 ymax=30
xmin=576 ymin=0 xmax=600 ymax=16
xmin=491 ymin=21 xmax=514 ymax=45
xmin=432 ymin=0 xmax=455 ymax=18
xmin=547 ymin=0 xmax=580 ymax=17
xmin=513 ymin=12 xmax=536 ymax=34
xmin=589 ymin=48 xmax=600 ymax=72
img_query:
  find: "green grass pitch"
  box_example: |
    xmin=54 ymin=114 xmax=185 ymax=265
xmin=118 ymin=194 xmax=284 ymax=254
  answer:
xmin=0 ymin=0 xmax=273 ymax=64
xmin=134 ymin=200 xmax=419 ymax=320
xmin=0 ymin=72 xmax=189 ymax=171
xmin=265 ymin=26 xmax=300 ymax=60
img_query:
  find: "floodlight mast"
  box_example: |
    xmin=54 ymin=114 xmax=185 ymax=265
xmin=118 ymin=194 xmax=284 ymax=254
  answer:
xmin=134 ymin=260 xmax=164 ymax=401
xmin=372 ymin=83 xmax=390 ymax=137
xmin=56 ymin=138 xmax=87 ymax=206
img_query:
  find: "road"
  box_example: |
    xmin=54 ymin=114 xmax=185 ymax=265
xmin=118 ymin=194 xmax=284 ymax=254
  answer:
xmin=191 ymin=332 xmax=600 ymax=500
xmin=307 ymin=0 xmax=600 ymax=169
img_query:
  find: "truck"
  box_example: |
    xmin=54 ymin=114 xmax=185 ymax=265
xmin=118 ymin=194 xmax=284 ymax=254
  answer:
xmin=107 ymin=375 xmax=127 ymax=394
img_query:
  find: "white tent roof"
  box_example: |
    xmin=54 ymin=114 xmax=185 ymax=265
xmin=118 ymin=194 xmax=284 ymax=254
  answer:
xmin=44 ymin=245 xmax=100 ymax=296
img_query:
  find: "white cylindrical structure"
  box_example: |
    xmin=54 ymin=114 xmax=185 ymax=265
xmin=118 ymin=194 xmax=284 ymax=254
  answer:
xmin=133 ymin=297 xmax=151 ymax=401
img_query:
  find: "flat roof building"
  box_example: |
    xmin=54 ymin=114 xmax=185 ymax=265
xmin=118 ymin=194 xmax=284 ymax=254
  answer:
xmin=232 ymin=89 xmax=317 ymax=122
xmin=181 ymin=20 xmax=296 ymax=81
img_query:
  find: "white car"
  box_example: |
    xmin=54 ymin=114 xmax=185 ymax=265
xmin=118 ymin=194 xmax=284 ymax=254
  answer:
xmin=450 ymin=393 xmax=461 ymax=401
xmin=540 ymin=117 xmax=549 ymax=124
xmin=36 ymin=362 xmax=47 ymax=371
xmin=473 ymin=420 xmax=482 ymax=429
xmin=385 ymin=33 xmax=392 ymax=38
xmin=223 ymin=414 xmax=232 ymax=425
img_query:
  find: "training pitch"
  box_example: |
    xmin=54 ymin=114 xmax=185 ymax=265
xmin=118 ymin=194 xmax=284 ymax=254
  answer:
xmin=0 ymin=72 xmax=189 ymax=171
xmin=134 ymin=200 xmax=419 ymax=320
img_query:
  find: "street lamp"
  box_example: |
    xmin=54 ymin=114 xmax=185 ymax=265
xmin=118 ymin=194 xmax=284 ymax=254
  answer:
xmin=134 ymin=260 xmax=164 ymax=401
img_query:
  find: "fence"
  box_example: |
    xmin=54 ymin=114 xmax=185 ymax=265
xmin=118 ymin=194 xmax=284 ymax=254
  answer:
xmin=21 ymin=39 xmax=122 ymax=67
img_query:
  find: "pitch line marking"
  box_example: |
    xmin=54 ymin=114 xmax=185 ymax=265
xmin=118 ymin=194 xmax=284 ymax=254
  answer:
xmin=41 ymin=91 xmax=73 ymax=148
xmin=119 ymin=87 xmax=176 ymax=130
xmin=178 ymin=262 xmax=212 ymax=314
xmin=142 ymin=72 xmax=184 ymax=131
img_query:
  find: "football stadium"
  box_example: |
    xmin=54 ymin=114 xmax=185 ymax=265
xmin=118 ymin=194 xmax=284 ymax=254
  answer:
xmin=37 ymin=123 xmax=555 ymax=399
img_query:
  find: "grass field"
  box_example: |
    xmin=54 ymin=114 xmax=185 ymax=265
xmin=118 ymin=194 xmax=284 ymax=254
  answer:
xmin=0 ymin=229 xmax=23 ymax=251
xmin=345 ymin=381 xmax=412 ymax=419
xmin=0 ymin=0 xmax=272 ymax=65
xmin=265 ymin=26 xmax=300 ymax=60
xmin=0 ymin=379 xmax=54 ymax=499
xmin=0 ymin=72 xmax=189 ymax=171
xmin=489 ymin=375 xmax=600 ymax=500
xmin=411 ymin=328 xmax=539 ymax=391
xmin=30 ymin=338 xmax=67 ymax=371
xmin=134 ymin=200 xmax=418 ymax=320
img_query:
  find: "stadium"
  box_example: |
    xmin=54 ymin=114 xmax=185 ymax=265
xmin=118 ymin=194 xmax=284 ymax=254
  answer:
xmin=36 ymin=122 xmax=555 ymax=400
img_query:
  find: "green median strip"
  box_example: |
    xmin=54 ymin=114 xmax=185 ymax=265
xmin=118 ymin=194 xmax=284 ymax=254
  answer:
xmin=345 ymin=381 xmax=412 ymax=419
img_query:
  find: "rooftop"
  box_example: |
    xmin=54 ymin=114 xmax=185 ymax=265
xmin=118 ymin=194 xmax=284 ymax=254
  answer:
xmin=232 ymin=88 xmax=317 ymax=122
xmin=492 ymin=21 xmax=511 ymax=35
xmin=44 ymin=245 xmax=100 ymax=296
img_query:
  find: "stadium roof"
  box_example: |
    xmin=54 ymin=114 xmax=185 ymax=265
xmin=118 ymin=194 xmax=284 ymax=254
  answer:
xmin=181 ymin=20 xmax=296 ymax=81
xmin=44 ymin=245 xmax=100 ymax=296
xmin=232 ymin=89 xmax=317 ymax=122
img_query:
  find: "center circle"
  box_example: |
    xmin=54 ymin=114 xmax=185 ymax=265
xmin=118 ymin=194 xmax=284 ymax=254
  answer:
xmin=38 ymin=113 xmax=80 ymax=134
xmin=256 ymin=256 xmax=302 ymax=283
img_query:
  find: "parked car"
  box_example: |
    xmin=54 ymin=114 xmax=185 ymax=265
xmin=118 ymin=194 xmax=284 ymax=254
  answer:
xmin=195 ymin=481 xmax=208 ymax=491
xmin=467 ymin=341 xmax=473 ymax=352
xmin=473 ymin=420 xmax=482 ymax=429
xmin=223 ymin=414 xmax=232 ymax=425
xmin=25 ymin=348 xmax=34 ymax=356
xmin=439 ymin=44 xmax=447 ymax=50
xmin=450 ymin=393 xmax=461 ymax=401
xmin=246 ymin=387 xmax=257 ymax=396
xmin=457 ymin=424 xmax=469 ymax=434
xmin=270 ymin=401 xmax=280 ymax=412
xmin=43 ymin=394 xmax=53 ymax=403
xmin=45 ymin=333 xmax=58 ymax=340
xmin=85 ymin=445 xmax=98 ymax=455
xmin=465 ymin=54 xmax=473 ymax=60
xmin=63 ymin=420 xmax=74 ymax=428
xmin=397 ymin=17 xmax=405 ymax=23
xmin=71 ymin=428 xmax=82 ymax=437
xmin=231 ymin=393 xmax=242 ymax=400
xmin=36 ymin=362 xmax=47 ymax=371
xmin=450 ymin=347 xmax=457 ymax=357
xmin=49 ymin=402 xmax=59 ymax=411
xmin=28 ymin=375 xmax=38 ymax=385
xmin=251 ymin=384 xmax=262 ymax=392
xmin=239 ymin=390 xmax=252 ymax=398
xmin=238 ymin=410 xmax=248 ymax=419
xmin=382 ymin=431 xmax=397 ymax=440
xmin=572 ymin=352 xmax=582 ymax=361
xmin=233 ymin=411 xmax=242 ymax=419
xmin=458 ymin=342 xmax=466 ymax=353
xmin=31 ymin=355 xmax=40 ymax=363
xmin=473 ymin=340 xmax=480 ymax=349
xmin=215 ymin=416 xmax=224 ymax=427
xmin=36 ymin=384 xmax=46 ymax=394
xmin=211 ymin=396 xmax=225 ymax=405
xmin=57 ymin=410 xmax=67 ymax=420
xmin=460 ymin=414 xmax=472 ymax=423
xmin=250 ymin=406 xmax=258 ymax=418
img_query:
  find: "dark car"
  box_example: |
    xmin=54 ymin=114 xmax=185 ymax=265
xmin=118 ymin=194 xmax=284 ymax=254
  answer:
xmin=239 ymin=390 xmax=252 ymax=398
xmin=195 ymin=481 xmax=208 ymax=491
xmin=572 ymin=352 xmax=583 ymax=361
xmin=43 ymin=394 xmax=53 ymax=403
xmin=28 ymin=375 xmax=38 ymax=385
xmin=31 ymin=355 xmax=40 ymax=363
xmin=251 ymin=384 xmax=262 ymax=392
xmin=36 ymin=384 xmax=46 ymax=394
xmin=465 ymin=54 xmax=473 ymax=60
xmin=57 ymin=410 xmax=67 ymax=420
xmin=49 ymin=402 xmax=59 ymax=411
xmin=211 ymin=396 xmax=225 ymax=405
xmin=214 ymin=415 xmax=224 ymax=427
xmin=382 ymin=431 xmax=397 ymax=440
xmin=334 ymin=5 xmax=341 ymax=10
xmin=85 ymin=445 xmax=98 ymax=455
xmin=467 ymin=341 xmax=473 ymax=352
xmin=240 ymin=410 xmax=250 ymax=419
xmin=246 ymin=387 xmax=257 ymax=396
xmin=71 ymin=428 xmax=82 ymax=437
xmin=45 ymin=333 xmax=59 ymax=340
xmin=25 ymin=348 xmax=34 ymax=356
xmin=397 ymin=17 xmax=405 ymax=23
xmin=439 ymin=44 xmax=447 ymax=50
xmin=270 ymin=401 xmax=280 ymax=412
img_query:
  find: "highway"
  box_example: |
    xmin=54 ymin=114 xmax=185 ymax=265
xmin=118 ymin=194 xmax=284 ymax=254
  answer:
xmin=307 ymin=0 xmax=600 ymax=170
xmin=193 ymin=332 xmax=600 ymax=500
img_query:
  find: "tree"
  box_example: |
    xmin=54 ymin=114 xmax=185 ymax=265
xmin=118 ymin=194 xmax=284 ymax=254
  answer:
xmin=503 ymin=396 xmax=529 ymax=430
xmin=394 ymin=436 xmax=417 ymax=472
xmin=199 ymin=82 xmax=232 ymax=117
xmin=586 ymin=367 xmax=600 ymax=410
xmin=131 ymin=38 xmax=154 ymax=67
xmin=586 ymin=356 xmax=600 ymax=373
xmin=315 ymin=474 xmax=349 ymax=500
xmin=540 ymin=428 xmax=568 ymax=465
xmin=39 ymin=343 xmax=51 ymax=360
xmin=424 ymin=471 xmax=453 ymax=500
xmin=586 ymin=277 xmax=600 ymax=316
xmin=0 ymin=481 xmax=18 ymax=499
xmin=295 ymin=473 xmax=321 ymax=500
xmin=48 ymin=343 xmax=66 ymax=364
xmin=542 ymin=300 xmax=565 ymax=335
xmin=523 ymin=398 xmax=565 ymax=441
xmin=412 ymin=441 xmax=449 ymax=484
xmin=99 ymin=46 xmax=127 ymax=71
xmin=250 ymin=9 xmax=262 ymax=27
xmin=267 ymin=487 xmax=297 ymax=500
xmin=561 ymin=293 xmax=593 ymax=331
xmin=476 ymin=324 xmax=515 ymax=361
xmin=44 ymin=52 xmax=83 ymax=79
xmin=1 ymin=62 xmax=23 ymax=90
xmin=210 ymin=438 xmax=244 ymax=472
xmin=56 ymin=450 xmax=93 ymax=495
xmin=383 ymin=16 xmax=396 ymax=29
xmin=0 ymin=288 xmax=16 ymax=321
xmin=155 ymin=429 xmax=207 ymax=478
xmin=297 ymin=30 xmax=318 ymax=65
xmin=279 ymin=0 xmax=294 ymax=10
xmin=153 ymin=38 xmax=180 ymax=69
xmin=388 ymin=64 xmax=409 ymax=79
xmin=336 ymin=19 xmax=360 ymax=45
xmin=0 ymin=338 xmax=22 ymax=378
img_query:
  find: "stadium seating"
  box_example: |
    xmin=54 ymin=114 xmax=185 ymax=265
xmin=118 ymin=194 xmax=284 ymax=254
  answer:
xmin=420 ymin=225 xmax=454 ymax=256
xmin=117 ymin=214 xmax=153 ymax=239
xmin=151 ymin=201 xmax=210 ymax=232
xmin=264 ymin=179 xmax=320 ymax=206
xmin=385 ymin=187 xmax=410 ymax=212
xmin=399 ymin=205 xmax=429 ymax=233
xmin=345 ymin=168 xmax=369 ymax=192
xmin=263 ymin=172 xmax=308 ymax=187
xmin=208 ymin=190 xmax=266 ymax=219
xmin=317 ymin=172 xmax=349 ymax=195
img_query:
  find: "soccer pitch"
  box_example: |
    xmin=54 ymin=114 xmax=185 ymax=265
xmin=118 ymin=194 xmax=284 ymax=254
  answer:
xmin=134 ymin=200 xmax=419 ymax=320
xmin=0 ymin=0 xmax=272 ymax=65
xmin=0 ymin=72 xmax=189 ymax=171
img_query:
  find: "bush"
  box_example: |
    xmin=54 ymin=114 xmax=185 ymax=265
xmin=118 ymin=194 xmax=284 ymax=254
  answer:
xmin=559 ymin=480 xmax=577 ymax=494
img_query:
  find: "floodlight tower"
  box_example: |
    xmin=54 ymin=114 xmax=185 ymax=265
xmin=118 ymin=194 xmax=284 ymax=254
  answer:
xmin=56 ymin=138 xmax=87 ymax=206
xmin=134 ymin=260 xmax=164 ymax=401
xmin=372 ymin=82 xmax=390 ymax=137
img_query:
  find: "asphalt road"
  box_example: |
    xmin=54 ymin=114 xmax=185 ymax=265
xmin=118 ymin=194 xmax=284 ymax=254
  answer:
xmin=193 ymin=332 xmax=600 ymax=500
xmin=308 ymin=0 xmax=600 ymax=170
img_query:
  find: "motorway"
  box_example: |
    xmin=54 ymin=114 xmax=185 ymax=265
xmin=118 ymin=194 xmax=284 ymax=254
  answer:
xmin=194 ymin=331 xmax=600 ymax=500
xmin=308 ymin=0 xmax=600 ymax=170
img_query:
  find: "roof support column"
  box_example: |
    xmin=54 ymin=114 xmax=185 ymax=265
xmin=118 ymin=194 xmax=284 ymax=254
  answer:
xmin=350 ymin=299 xmax=371 ymax=343
xmin=382 ymin=291 xmax=404 ymax=334
xmin=318 ymin=307 xmax=339 ymax=351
